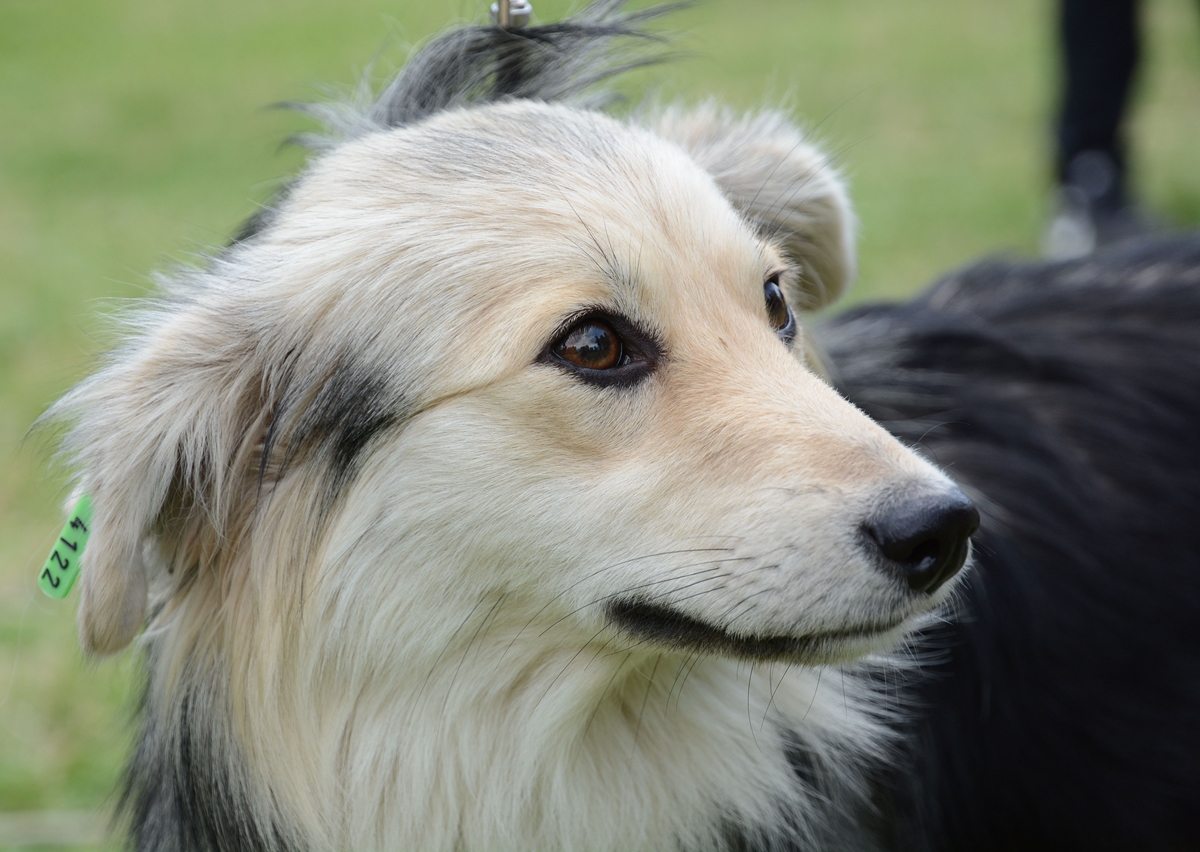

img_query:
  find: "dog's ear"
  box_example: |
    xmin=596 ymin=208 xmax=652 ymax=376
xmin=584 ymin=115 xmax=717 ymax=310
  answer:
xmin=648 ymin=104 xmax=856 ymax=310
xmin=49 ymin=304 xmax=267 ymax=655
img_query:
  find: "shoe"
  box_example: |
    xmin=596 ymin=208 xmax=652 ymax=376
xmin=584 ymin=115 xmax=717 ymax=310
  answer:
xmin=1043 ymin=150 xmax=1157 ymax=260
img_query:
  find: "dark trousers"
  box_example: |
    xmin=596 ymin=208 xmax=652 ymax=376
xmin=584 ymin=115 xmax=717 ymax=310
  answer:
xmin=1056 ymin=0 xmax=1140 ymax=189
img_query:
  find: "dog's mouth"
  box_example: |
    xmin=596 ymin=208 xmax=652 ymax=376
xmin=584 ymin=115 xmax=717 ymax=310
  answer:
xmin=607 ymin=599 xmax=907 ymax=663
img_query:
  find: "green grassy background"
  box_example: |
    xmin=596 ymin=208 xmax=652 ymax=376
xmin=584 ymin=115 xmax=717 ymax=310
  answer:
xmin=1 ymin=0 xmax=1197 ymax=848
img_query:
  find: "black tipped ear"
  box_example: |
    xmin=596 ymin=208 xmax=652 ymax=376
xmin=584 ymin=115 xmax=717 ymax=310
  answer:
xmin=649 ymin=104 xmax=856 ymax=311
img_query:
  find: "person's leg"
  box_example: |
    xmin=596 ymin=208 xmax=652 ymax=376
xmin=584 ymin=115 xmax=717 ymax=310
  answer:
xmin=1046 ymin=0 xmax=1152 ymax=257
xmin=1056 ymin=0 xmax=1139 ymax=192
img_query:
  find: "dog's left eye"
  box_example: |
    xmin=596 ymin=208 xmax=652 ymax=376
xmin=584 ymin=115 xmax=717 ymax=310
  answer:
xmin=765 ymin=277 xmax=797 ymax=346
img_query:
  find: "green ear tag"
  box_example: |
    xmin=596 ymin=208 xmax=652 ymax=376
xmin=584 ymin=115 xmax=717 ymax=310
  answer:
xmin=38 ymin=495 xmax=93 ymax=599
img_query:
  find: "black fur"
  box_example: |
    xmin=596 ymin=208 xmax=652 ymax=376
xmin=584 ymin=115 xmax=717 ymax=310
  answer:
xmin=269 ymin=351 xmax=402 ymax=501
xmin=120 ymin=657 xmax=302 ymax=852
xmin=818 ymin=235 xmax=1200 ymax=851
xmin=240 ymin=0 xmax=679 ymax=489
xmin=236 ymin=1 xmax=674 ymax=246
xmin=365 ymin=0 xmax=676 ymax=129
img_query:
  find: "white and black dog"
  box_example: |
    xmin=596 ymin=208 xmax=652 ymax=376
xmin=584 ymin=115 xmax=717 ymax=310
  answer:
xmin=43 ymin=4 xmax=1200 ymax=851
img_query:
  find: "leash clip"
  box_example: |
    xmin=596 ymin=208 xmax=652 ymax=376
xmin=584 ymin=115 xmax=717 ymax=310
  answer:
xmin=490 ymin=0 xmax=533 ymax=29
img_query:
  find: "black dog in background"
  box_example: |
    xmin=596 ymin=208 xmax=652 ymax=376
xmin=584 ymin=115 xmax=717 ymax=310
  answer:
xmin=820 ymin=236 xmax=1200 ymax=851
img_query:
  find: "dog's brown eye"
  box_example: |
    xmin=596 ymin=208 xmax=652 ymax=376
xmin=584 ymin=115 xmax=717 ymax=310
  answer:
xmin=764 ymin=279 xmax=797 ymax=345
xmin=764 ymin=280 xmax=790 ymax=329
xmin=555 ymin=321 xmax=622 ymax=370
xmin=542 ymin=311 xmax=661 ymax=388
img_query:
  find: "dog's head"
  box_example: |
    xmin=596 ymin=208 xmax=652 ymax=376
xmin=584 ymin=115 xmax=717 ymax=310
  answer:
xmin=51 ymin=7 xmax=975 ymax=674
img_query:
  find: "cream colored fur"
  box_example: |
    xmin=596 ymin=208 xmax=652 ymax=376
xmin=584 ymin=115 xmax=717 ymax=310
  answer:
xmin=52 ymin=101 xmax=962 ymax=851
xmin=648 ymin=104 xmax=856 ymax=310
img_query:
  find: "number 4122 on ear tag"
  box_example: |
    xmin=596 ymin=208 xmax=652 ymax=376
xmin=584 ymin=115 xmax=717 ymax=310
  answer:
xmin=39 ymin=495 xmax=93 ymax=599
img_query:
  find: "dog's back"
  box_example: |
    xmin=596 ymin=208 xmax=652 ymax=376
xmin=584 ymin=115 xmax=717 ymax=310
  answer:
xmin=821 ymin=236 xmax=1200 ymax=851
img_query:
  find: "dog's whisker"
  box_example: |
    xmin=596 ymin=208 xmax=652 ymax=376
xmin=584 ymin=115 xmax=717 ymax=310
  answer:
xmin=537 ymin=557 xmax=749 ymax=637
xmin=630 ymin=652 xmax=662 ymax=761
xmin=717 ymin=585 xmax=781 ymax=629
xmin=760 ymin=662 xmax=793 ymax=732
xmin=470 ymin=592 xmax=509 ymax=665
xmin=658 ymin=570 xmax=737 ymax=596
xmin=578 ymin=650 xmax=634 ymax=751
xmin=600 ymin=634 xmax=657 ymax=657
xmin=800 ymin=667 xmax=824 ymax=725
xmin=663 ymin=651 xmax=694 ymax=716
xmin=667 ymin=534 xmax=748 ymax=544
xmin=747 ymin=664 xmax=761 ymax=752
xmin=673 ymin=654 xmax=705 ymax=717
xmin=412 ymin=593 xmax=491 ymax=718
xmin=668 ymin=580 xmax=730 ymax=605
xmin=532 ymin=624 xmax=609 ymax=717
xmin=497 ymin=546 xmax=735 ymax=662
xmin=543 ymin=568 xmax=736 ymax=640
xmin=583 ymin=634 xmax=617 ymax=671
xmin=441 ymin=592 xmax=506 ymax=717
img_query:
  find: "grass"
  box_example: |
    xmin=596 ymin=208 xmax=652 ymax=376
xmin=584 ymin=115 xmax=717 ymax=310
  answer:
xmin=1 ymin=0 xmax=1197 ymax=847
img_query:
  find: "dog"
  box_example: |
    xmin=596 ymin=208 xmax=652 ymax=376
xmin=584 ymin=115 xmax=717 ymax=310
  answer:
xmin=822 ymin=238 xmax=1200 ymax=851
xmin=41 ymin=3 xmax=1200 ymax=851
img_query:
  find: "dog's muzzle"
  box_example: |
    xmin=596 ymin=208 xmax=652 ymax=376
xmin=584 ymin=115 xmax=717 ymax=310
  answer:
xmin=605 ymin=488 xmax=979 ymax=664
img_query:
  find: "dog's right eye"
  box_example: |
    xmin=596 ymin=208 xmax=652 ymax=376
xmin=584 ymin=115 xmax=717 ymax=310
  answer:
xmin=543 ymin=312 xmax=660 ymax=388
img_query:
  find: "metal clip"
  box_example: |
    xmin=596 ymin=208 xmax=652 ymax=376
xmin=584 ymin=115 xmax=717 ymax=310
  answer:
xmin=490 ymin=0 xmax=533 ymax=29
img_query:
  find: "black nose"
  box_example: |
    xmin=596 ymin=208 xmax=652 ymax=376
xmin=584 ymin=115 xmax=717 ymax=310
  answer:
xmin=865 ymin=490 xmax=980 ymax=593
